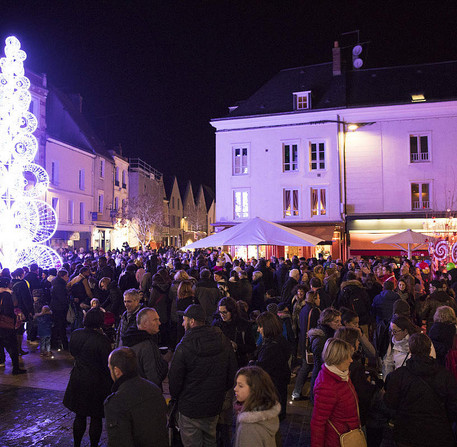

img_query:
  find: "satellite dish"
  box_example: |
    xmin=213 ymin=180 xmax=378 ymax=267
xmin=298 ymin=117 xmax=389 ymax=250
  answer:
xmin=353 ymin=58 xmax=363 ymax=69
xmin=352 ymin=45 xmax=363 ymax=56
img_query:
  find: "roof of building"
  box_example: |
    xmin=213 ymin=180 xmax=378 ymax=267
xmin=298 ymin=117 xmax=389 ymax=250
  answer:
xmin=46 ymin=85 xmax=111 ymax=158
xmin=222 ymin=60 xmax=457 ymax=119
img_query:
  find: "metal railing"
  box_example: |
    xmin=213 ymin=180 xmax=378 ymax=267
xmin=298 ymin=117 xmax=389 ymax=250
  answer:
xmin=410 ymin=152 xmax=429 ymax=162
xmin=412 ymin=200 xmax=430 ymax=210
xmin=128 ymin=158 xmax=162 ymax=181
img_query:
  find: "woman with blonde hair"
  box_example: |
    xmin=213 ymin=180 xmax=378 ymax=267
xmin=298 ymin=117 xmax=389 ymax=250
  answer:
xmin=233 ymin=366 xmax=280 ymax=447
xmin=311 ymin=338 xmax=365 ymax=447
xmin=429 ymin=305 xmax=456 ymax=365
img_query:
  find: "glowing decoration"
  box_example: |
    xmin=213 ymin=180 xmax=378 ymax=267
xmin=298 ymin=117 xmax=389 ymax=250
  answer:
xmin=433 ymin=240 xmax=449 ymax=261
xmin=0 ymin=36 xmax=61 ymax=269
xmin=452 ymin=243 xmax=457 ymax=264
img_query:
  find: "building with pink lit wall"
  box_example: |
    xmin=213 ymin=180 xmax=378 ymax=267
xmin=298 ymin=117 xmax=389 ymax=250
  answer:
xmin=212 ymin=43 xmax=457 ymax=260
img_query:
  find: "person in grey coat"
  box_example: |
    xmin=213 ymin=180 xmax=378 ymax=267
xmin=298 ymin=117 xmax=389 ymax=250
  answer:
xmin=104 ymin=347 xmax=168 ymax=447
xmin=121 ymin=307 xmax=169 ymax=389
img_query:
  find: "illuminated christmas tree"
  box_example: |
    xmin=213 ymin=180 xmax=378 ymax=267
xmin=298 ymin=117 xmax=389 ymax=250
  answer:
xmin=0 ymin=36 xmax=61 ymax=269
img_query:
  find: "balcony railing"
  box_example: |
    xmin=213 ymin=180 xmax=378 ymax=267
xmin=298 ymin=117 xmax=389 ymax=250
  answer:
xmin=412 ymin=200 xmax=430 ymax=210
xmin=410 ymin=152 xmax=429 ymax=162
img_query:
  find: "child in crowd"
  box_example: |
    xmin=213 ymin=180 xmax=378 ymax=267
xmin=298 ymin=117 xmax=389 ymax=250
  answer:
xmin=34 ymin=305 xmax=53 ymax=357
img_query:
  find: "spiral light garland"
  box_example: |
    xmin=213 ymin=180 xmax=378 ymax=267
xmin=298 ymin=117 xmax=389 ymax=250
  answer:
xmin=0 ymin=36 xmax=61 ymax=269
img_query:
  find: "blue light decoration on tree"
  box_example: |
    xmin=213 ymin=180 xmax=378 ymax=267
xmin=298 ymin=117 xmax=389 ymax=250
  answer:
xmin=0 ymin=36 xmax=62 ymax=269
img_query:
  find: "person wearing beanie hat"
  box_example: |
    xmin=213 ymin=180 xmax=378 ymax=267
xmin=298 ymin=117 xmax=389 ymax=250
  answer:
xmin=393 ymin=299 xmax=411 ymax=318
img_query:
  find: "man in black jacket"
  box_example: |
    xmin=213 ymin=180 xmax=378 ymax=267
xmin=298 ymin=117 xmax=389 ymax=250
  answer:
xmin=384 ymin=333 xmax=457 ymax=447
xmin=104 ymin=347 xmax=168 ymax=447
xmin=121 ymin=307 xmax=169 ymax=389
xmin=169 ymin=304 xmax=237 ymax=447
xmin=195 ymin=269 xmax=221 ymax=324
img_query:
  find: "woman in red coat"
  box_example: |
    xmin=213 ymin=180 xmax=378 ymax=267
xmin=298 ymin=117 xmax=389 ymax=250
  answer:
xmin=311 ymin=338 xmax=364 ymax=447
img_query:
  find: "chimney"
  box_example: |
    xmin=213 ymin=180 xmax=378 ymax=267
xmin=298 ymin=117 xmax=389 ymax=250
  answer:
xmin=332 ymin=41 xmax=341 ymax=76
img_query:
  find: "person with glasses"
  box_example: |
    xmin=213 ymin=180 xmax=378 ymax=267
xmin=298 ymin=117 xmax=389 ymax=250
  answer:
xmin=212 ymin=297 xmax=256 ymax=368
xmin=382 ymin=315 xmax=422 ymax=377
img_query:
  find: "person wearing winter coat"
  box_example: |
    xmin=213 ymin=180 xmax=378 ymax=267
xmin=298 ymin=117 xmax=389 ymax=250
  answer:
xmin=251 ymin=271 xmax=266 ymax=312
xmin=428 ymin=305 xmax=456 ymax=365
xmin=104 ymin=347 xmax=168 ymax=447
xmin=311 ymin=338 xmax=364 ymax=447
xmin=195 ymin=269 xmax=221 ymax=324
xmin=115 ymin=289 xmax=143 ymax=348
xmin=291 ymin=291 xmax=321 ymax=400
xmin=236 ymin=271 xmax=253 ymax=306
xmin=99 ymin=277 xmax=124 ymax=324
xmin=233 ymin=366 xmax=280 ymax=447
xmin=384 ymin=333 xmax=457 ymax=447
xmin=63 ymin=309 xmax=113 ymax=447
xmin=254 ymin=311 xmax=291 ymax=420
xmin=421 ymin=279 xmax=457 ymax=331
xmin=337 ymin=272 xmax=372 ymax=328
xmin=212 ymin=297 xmax=256 ymax=367
xmin=121 ymin=308 xmax=169 ymax=389
xmin=168 ymin=304 xmax=237 ymax=447
xmin=308 ymin=308 xmax=342 ymax=402
xmin=0 ymin=277 xmax=25 ymax=375
xmin=148 ymin=273 xmax=170 ymax=344
xmin=280 ymin=269 xmax=299 ymax=308
xmin=372 ymin=280 xmax=401 ymax=324
xmin=381 ymin=314 xmax=438 ymax=377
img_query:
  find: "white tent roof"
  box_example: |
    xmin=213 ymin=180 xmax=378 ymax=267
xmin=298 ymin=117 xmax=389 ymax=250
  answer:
xmin=372 ymin=229 xmax=432 ymax=245
xmin=183 ymin=217 xmax=323 ymax=249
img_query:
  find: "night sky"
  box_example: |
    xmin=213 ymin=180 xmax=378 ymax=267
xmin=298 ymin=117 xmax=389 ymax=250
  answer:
xmin=1 ymin=0 xmax=457 ymax=189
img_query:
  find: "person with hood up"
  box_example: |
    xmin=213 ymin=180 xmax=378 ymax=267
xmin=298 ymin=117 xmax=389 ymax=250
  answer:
xmin=233 ymin=365 xmax=280 ymax=447
xmin=384 ymin=333 xmax=457 ymax=447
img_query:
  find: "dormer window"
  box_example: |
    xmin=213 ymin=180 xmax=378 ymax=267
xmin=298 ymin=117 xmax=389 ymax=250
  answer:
xmin=293 ymin=91 xmax=311 ymax=110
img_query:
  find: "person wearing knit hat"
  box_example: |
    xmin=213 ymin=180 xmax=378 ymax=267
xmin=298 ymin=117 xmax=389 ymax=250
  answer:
xmin=393 ymin=299 xmax=411 ymax=318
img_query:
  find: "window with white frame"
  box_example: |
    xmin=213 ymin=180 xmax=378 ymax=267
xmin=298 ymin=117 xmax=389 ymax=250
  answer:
xmin=411 ymin=182 xmax=431 ymax=210
xmin=51 ymin=161 xmax=59 ymax=185
xmin=283 ymin=189 xmax=299 ymax=217
xmin=98 ymin=194 xmax=104 ymax=213
xmin=232 ymin=146 xmax=249 ymax=175
xmin=283 ymin=143 xmax=298 ymax=172
xmin=311 ymin=187 xmax=327 ymax=216
xmin=100 ymin=159 xmax=105 ymax=178
xmin=293 ymin=91 xmax=311 ymax=110
xmin=410 ymin=134 xmax=430 ymax=162
xmin=68 ymin=200 xmax=74 ymax=223
xmin=233 ymin=190 xmax=249 ymax=219
xmin=79 ymin=169 xmax=85 ymax=190
xmin=310 ymin=141 xmax=326 ymax=171
xmin=80 ymin=202 xmax=85 ymax=224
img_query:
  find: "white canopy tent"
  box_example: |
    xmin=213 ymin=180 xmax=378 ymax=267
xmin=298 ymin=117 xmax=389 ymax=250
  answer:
xmin=183 ymin=217 xmax=323 ymax=251
xmin=372 ymin=229 xmax=434 ymax=259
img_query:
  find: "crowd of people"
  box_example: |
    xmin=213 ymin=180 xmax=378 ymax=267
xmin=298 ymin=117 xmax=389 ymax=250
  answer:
xmin=1 ymin=245 xmax=457 ymax=446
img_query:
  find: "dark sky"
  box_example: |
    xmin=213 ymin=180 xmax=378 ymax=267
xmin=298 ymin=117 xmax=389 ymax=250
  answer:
xmin=1 ymin=0 xmax=457 ymax=189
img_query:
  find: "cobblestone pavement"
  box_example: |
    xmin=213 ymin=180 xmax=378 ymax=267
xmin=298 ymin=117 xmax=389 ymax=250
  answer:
xmin=0 ymin=336 xmax=313 ymax=447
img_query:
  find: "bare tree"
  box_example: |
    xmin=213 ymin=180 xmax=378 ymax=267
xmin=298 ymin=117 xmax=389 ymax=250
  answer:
xmin=121 ymin=189 xmax=164 ymax=250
